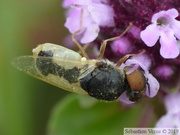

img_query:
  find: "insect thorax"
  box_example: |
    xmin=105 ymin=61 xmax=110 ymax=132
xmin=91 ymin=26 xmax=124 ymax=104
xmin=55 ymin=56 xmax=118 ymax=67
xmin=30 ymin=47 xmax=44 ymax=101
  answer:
xmin=33 ymin=43 xmax=86 ymax=83
xmin=80 ymin=60 xmax=126 ymax=101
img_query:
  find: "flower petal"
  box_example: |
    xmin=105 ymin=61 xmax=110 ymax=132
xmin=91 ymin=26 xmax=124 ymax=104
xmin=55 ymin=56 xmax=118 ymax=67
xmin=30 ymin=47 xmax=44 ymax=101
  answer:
xmin=165 ymin=92 xmax=180 ymax=114
xmin=64 ymin=9 xmax=81 ymax=33
xmin=80 ymin=22 xmax=99 ymax=43
xmin=64 ymin=7 xmax=100 ymax=43
xmin=140 ymin=24 xmax=160 ymax=47
xmin=159 ymin=31 xmax=179 ymax=58
xmin=63 ymin=0 xmax=114 ymax=44
xmin=118 ymin=92 xmax=135 ymax=104
xmin=88 ymin=3 xmax=115 ymax=26
xmin=156 ymin=92 xmax=180 ymax=128
xmin=172 ymin=20 xmax=180 ymax=39
xmin=145 ymin=73 xmax=159 ymax=97
xmin=156 ymin=114 xmax=180 ymax=128
xmin=166 ymin=8 xmax=179 ymax=18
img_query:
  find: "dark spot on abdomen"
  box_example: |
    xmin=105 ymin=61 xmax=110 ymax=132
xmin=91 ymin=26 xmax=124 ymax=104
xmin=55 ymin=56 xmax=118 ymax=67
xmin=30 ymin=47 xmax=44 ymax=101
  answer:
xmin=63 ymin=67 xmax=80 ymax=83
xmin=36 ymin=50 xmax=80 ymax=84
xmin=38 ymin=50 xmax=53 ymax=57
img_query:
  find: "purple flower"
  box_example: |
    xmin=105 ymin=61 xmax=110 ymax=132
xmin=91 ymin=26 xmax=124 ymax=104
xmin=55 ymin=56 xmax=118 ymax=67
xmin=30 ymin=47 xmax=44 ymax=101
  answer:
xmin=140 ymin=8 xmax=180 ymax=59
xmin=119 ymin=54 xmax=160 ymax=104
xmin=63 ymin=0 xmax=115 ymax=43
xmin=156 ymin=92 xmax=180 ymax=128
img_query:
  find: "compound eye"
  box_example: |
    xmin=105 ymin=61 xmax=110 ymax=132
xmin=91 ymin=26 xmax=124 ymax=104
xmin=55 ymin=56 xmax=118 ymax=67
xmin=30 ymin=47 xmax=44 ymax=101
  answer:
xmin=124 ymin=66 xmax=146 ymax=92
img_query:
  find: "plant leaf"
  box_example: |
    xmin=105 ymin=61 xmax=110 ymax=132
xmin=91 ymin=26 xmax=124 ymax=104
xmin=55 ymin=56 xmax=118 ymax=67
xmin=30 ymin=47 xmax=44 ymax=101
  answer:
xmin=47 ymin=94 xmax=147 ymax=135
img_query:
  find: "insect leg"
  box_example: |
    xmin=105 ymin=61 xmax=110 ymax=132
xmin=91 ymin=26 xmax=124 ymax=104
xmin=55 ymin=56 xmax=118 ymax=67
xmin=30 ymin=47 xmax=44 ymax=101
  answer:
xmin=97 ymin=22 xmax=133 ymax=59
xmin=78 ymin=43 xmax=90 ymax=54
xmin=71 ymin=9 xmax=89 ymax=59
xmin=116 ymin=49 xmax=146 ymax=67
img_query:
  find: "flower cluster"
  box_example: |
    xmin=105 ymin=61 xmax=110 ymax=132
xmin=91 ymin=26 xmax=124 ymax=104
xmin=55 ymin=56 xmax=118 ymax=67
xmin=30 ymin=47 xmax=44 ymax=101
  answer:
xmin=62 ymin=0 xmax=180 ymax=126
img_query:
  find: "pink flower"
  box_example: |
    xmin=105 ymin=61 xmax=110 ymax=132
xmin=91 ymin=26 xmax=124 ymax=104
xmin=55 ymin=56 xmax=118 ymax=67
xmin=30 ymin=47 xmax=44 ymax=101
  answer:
xmin=156 ymin=92 xmax=180 ymax=128
xmin=140 ymin=8 xmax=180 ymax=59
xmin=63 ymin=0 xmax=115 ymax=43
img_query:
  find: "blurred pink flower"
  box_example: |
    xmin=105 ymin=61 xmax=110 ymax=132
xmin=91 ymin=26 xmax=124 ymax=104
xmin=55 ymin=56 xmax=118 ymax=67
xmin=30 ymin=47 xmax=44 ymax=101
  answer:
xmin=111 ymin=37 xmax=134 ymax=56
xmin=156 ymin=92 xmax=180 ymax=128
xmin=154 ymin=65 xmax=174 ymax=80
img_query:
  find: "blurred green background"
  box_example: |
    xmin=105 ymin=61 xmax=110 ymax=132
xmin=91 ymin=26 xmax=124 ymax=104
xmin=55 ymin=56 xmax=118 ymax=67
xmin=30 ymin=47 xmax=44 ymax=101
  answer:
xmin=0 ymin=0 xmax=68 ymax=135
xmin=0 ymin=0 xmax=164 ymax=135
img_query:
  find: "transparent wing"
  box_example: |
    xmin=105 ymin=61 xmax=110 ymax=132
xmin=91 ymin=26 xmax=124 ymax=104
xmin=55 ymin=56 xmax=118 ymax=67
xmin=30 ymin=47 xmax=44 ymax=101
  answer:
xmin=12 ymin=56 xmax=96 ymax=95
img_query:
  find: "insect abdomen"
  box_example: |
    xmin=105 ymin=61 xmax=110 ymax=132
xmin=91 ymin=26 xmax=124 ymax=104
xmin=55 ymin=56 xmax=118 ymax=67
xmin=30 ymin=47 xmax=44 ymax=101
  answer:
xmin=36 ymin=54 xmax=81 ymax=84
xmin=32 ymin=43 xmax=84 ymax=84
